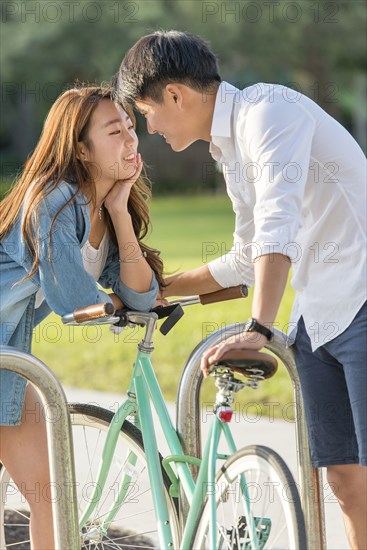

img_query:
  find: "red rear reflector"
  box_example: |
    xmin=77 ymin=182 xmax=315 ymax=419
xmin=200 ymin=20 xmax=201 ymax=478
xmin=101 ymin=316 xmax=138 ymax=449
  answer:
xmin=216 ymin=407 xmax=233 ymax=423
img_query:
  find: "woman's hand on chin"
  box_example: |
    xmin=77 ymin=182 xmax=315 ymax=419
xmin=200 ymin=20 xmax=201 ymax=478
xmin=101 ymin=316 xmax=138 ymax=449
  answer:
xmin=104 ymin=153 xmax=143 ymax=215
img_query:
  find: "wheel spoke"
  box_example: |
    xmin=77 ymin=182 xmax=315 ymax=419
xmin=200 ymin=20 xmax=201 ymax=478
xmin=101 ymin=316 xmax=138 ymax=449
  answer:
xmin=1 ymin=405 xmax=179 ymax=549
xmin=190 ymin=445 xmax=306 ymax=550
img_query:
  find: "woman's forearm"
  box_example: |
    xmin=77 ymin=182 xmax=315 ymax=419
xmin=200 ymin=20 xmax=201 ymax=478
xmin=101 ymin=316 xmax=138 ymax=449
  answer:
xmin=110 ymin=212 xmax=153 ymax=293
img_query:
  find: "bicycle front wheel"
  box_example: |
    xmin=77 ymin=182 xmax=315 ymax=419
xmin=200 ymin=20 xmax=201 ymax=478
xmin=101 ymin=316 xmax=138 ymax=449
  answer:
xmin=191 ymin=444 xmax=307 ymax=550
xmin=0 ymin=403 xmax=180 ymax=549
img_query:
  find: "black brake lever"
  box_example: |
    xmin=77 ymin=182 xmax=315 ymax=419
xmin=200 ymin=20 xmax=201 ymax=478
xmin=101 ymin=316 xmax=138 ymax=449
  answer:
xmin=113 ymin=308 xmax=130 ymax=327
xmin=152 ymin=304 xmax=185 ymax=335
xmin=151 ymin=304 xmax=180 ymax=319
xmin=113 ymin=304 xmax=184 ymax=334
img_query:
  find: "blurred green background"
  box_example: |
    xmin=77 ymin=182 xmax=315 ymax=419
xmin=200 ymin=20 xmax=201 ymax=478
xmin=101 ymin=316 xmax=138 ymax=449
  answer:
xmin=1 ymin=1 xmax=366 ymax=414
xmin=1 ymin=0 xmax=366 ymax=188
xmin=31 ymin=195 xmax=297 ymax=416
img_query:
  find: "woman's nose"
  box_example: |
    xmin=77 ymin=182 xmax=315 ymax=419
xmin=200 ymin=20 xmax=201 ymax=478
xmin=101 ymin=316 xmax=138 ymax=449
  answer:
xmin=124 ymin=129 xmax=137 ymax=146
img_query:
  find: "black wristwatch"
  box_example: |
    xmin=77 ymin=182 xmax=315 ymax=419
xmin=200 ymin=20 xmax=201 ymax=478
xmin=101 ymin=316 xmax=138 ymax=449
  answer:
xmin=244 ymin=318 xmax=273 ymax=341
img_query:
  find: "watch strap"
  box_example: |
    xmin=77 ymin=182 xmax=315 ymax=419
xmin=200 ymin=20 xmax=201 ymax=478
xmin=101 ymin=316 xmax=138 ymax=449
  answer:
xmin=244 ymin=318 xmax=273 ymax=341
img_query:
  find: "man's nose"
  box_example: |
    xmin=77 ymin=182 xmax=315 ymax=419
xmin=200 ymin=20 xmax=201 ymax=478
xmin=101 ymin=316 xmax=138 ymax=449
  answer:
xmin=147 ymin=120 xmax=155 ymax=135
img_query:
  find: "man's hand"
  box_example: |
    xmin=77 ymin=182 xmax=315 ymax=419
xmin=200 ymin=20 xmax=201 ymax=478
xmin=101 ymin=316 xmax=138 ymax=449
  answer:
xmin=109 ymin=293 xmax=124 ymax=310
xmin=200 ymin=331 xmax=268 ymax=378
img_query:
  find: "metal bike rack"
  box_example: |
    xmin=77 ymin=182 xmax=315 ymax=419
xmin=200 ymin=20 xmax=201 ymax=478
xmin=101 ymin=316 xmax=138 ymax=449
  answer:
xmin=0 ymin=346 xmax=79 ymax=550
xmin=176 ymin=326 xmax=326 ymax=550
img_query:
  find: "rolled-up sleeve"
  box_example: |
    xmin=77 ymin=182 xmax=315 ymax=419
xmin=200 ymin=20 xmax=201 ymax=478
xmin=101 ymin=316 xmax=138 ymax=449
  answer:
xmin=245 ymin=98 xmax=315 ymax=261
xmin=34 ymin=191 xmax=113 ymax=316
xmin=37 ymin=227 xmax=113 ymax=316
xmin=98 ymin=246 xmax=158 ymax=312
xmin=208 ymin=199 xmax=255 ymax=288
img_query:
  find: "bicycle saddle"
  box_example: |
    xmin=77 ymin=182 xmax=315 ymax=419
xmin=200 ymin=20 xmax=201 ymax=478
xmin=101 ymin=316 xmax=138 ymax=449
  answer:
xmin=213 ymin=350 xmax=278 ymax=379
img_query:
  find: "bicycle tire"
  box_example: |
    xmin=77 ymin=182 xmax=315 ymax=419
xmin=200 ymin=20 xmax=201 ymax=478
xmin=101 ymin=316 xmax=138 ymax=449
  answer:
xmin=0 ymin=403 xmax=180 ymax=549
xmin=190 ymin=444 xmax=307 ymax=550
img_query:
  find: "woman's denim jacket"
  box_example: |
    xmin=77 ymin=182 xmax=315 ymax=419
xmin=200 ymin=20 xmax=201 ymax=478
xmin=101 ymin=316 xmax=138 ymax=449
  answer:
xmin=0 ymin=180 xmax=159 ymax=353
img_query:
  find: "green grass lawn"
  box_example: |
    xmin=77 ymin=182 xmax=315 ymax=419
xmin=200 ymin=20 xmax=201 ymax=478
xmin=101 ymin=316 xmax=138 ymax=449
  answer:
xmin=32 ymin=195 xmax=296 ymax=417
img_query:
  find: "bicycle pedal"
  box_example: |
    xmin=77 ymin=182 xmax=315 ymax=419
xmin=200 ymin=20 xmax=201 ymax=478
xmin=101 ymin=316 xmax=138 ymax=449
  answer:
xmin=239 ymin=516 xmax=271 ymax=550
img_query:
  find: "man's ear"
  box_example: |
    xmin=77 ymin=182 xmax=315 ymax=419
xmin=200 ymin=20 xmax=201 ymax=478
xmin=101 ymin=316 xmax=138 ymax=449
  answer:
xmin=165 ymin=84 xmax=184 ymax=108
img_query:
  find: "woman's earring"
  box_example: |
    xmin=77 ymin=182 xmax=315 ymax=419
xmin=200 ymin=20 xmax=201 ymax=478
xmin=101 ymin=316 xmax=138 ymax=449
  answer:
xmin=98 ymin=206 xmax=103 ymax=220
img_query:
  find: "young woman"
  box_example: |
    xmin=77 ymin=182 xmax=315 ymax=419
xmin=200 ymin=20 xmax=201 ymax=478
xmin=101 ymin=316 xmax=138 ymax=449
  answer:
xmin=0 ymin=85 xmax=164 ymax=548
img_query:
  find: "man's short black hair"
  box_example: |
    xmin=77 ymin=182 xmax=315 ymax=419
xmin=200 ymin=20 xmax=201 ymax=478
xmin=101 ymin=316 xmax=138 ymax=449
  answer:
xmin=115 ymin=31 xmax=221 ymax=106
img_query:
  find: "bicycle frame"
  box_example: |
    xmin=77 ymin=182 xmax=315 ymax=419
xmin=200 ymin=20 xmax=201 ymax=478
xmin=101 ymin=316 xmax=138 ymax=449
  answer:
xmin=76 ymin=344 xmax=259 ymax=549
xmin=61 ymin=307 xmax=260 ymax=550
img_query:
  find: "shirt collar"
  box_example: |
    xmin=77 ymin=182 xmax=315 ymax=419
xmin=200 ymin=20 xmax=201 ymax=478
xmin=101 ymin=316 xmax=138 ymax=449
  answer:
xmin=210 ymin=81 xmax=239 ymax=139
xmin=210 ymin=81 xmax=239 ymax=163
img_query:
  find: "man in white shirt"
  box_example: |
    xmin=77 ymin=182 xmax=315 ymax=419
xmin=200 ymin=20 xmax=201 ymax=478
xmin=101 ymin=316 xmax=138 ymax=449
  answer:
xmin=116 ymin=31 xmax=367 ymax=548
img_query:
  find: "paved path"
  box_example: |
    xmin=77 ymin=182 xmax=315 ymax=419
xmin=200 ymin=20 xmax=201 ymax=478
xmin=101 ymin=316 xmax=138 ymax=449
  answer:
xmin=65 ymin=386 xmax=349 ymax=550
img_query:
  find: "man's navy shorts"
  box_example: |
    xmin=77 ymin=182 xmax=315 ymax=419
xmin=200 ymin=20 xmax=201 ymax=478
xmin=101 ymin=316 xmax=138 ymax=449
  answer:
xmin=293 ymin=302 xmax=367 ymax=468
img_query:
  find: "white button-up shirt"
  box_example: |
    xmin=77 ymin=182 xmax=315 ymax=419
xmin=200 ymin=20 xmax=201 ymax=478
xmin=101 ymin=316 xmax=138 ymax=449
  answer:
xmin=208 ymin=81 xmax=366 ymax=350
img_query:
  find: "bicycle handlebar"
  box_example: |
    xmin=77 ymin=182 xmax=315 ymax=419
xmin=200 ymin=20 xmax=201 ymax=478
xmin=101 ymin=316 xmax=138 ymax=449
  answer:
xmin=61 ymin=284 xmax=248 ymax=326
xmin=72 ymin=302 xmax=115 ymax=324
xmin=199 ymin=284 xmax=248 ymax=305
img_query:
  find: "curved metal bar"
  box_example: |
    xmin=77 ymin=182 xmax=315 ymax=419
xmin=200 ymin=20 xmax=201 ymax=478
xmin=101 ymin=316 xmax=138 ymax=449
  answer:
xmin=0 ymin=346 xmax=79 ymax=550
xmin=176 ymin=326 xmax=326 ymax=550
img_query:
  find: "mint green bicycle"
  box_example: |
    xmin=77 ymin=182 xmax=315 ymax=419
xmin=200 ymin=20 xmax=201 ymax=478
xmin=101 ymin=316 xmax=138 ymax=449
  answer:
xmin=1 ymin=286 xmax=307 ymax=549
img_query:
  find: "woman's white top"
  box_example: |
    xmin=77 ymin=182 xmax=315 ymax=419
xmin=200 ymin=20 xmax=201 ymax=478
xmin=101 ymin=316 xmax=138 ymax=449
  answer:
xmin=79 ymin=230 xmax=110 ymax=281
xmin=35 ymin=230 xmax=109 ymax=309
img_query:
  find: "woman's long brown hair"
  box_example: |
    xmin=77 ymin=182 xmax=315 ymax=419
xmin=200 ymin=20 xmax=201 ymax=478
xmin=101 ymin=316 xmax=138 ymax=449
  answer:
xmin=0 ymin=85 xmax=165 ymax=288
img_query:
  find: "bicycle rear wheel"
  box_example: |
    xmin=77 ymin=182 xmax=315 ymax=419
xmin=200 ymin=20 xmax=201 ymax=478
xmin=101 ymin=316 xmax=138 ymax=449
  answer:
xmin=0 ymin=403 xmax=180 ymax=549
xmin=190 ymin=444 xmax=307 ymax=550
